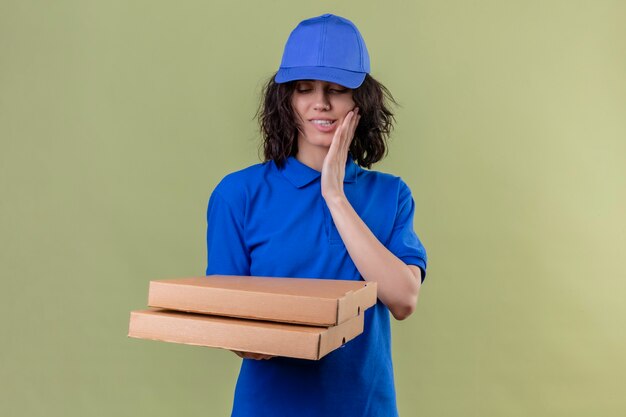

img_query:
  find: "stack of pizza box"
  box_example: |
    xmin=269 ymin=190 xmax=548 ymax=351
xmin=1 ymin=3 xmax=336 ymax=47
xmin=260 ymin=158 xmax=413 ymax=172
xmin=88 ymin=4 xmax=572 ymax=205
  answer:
xmin=128 ymin=275 xmax=377 ymax=360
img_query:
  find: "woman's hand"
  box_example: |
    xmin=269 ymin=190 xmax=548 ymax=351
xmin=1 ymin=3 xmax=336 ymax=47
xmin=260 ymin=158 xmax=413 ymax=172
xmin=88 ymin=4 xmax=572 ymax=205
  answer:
xmin=318 ymin=106 xmax=420 ymax=320
xmin=321 ymin=107 xmax=361 ymax=201
xmin=230 ymin=350 xmax=274 ymax=360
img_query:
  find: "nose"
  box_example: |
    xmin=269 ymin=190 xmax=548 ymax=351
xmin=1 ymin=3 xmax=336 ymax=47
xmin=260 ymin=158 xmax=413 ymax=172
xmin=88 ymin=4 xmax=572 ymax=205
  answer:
xmin=313 ymin=90 xmax=331 ymax=111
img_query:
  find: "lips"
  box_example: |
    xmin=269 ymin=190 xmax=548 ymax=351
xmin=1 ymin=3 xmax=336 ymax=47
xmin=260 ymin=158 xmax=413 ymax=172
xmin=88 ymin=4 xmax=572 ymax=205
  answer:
xmin=309 ymin=119 xmax=337 ymax=133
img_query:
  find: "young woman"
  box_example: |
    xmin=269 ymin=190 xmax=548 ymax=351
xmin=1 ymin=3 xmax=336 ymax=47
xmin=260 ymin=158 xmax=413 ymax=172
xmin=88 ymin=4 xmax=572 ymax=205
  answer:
xmin=206 ymin=13 xmax=427 ymax=417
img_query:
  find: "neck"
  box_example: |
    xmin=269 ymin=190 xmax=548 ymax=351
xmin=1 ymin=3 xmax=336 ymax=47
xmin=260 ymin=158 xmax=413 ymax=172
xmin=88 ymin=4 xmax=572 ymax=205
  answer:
xmin=295 ymin=140 xmax=329 ymax=172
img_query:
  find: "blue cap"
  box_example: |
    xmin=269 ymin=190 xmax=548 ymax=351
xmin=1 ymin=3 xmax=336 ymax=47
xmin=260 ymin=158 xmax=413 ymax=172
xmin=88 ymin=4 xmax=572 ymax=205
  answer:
xmin=275 ymin=14 xmax=370 ymax=89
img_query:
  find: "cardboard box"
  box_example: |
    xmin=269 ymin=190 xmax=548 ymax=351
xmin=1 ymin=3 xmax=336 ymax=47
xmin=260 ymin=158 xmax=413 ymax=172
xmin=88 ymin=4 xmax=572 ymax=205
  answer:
xmin=148 ymin=276 xmax=377 ymax=326
xmin=128 ymin=308 xmax=364 ymax=360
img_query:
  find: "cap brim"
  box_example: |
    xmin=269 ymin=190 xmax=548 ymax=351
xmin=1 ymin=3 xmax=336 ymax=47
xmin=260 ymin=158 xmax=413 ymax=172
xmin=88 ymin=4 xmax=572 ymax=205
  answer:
xmin=275 ymin=66 xmax=367 ymax=89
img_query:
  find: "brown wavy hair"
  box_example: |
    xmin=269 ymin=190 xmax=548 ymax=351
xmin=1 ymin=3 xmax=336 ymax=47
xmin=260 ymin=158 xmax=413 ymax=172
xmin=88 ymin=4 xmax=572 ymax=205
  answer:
xmin=256 ymin=73 xmax=398 ymax=169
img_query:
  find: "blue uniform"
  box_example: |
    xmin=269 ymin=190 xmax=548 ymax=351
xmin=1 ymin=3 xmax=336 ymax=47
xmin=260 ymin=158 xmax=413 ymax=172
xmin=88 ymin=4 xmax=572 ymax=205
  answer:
xmin=206 ymin=155 xmax=427 ymax=417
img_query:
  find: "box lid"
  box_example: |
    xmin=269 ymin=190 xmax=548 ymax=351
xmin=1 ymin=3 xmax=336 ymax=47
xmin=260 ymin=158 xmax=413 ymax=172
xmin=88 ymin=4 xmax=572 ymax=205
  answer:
xmin=148 ymin=275 xmax=377 ymax=326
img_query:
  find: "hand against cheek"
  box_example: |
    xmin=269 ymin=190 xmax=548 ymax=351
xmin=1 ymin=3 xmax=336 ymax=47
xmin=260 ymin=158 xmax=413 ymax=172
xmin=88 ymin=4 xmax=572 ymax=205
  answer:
xmin=321 ymin=107 xmax=361 ymax=201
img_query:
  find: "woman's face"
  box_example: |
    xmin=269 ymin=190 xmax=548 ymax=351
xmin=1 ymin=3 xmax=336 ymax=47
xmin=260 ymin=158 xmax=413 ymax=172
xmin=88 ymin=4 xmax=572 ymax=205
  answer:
xmin=291 ymin=80 xmax=356 ymax=149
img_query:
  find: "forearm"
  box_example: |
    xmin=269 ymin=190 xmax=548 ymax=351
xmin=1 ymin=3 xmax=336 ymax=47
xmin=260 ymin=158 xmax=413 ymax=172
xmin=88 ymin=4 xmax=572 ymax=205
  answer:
xmin=325 ymin=195 xmax=421 ymax=320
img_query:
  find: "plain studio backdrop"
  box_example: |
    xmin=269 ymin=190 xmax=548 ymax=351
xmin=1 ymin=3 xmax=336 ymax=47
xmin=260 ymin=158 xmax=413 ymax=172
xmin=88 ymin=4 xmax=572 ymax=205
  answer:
xmin=1 ymin=1 xmax=624 ymax=416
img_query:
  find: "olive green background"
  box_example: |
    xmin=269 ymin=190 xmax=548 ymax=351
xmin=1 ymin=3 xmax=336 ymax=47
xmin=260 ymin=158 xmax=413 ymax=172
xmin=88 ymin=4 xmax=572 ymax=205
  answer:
xmin=1 ymin=1 xmax=625 ymax=416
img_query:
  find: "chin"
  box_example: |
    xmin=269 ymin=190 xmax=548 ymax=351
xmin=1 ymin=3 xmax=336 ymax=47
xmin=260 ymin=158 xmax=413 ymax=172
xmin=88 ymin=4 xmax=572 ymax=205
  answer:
xmin=298 ymin=132 xmax=334 ymax=150
xmin=317 ymin=138 xmax=333 ymax=147
xmin=310 ymin=133 xmax=334 ymax=147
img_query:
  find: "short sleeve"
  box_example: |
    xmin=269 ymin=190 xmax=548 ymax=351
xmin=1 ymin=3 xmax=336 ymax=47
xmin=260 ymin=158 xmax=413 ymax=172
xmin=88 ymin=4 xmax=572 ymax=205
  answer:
xmin=205 ymin=189 xmax=251 ymax=276
xmin=387 ymin=180 xmax=428 ymax=282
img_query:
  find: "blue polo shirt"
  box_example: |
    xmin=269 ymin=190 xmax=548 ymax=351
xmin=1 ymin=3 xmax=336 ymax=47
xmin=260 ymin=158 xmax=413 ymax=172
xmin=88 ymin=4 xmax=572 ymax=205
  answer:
xmin=206 ymin=155 xmax=427 ymax=417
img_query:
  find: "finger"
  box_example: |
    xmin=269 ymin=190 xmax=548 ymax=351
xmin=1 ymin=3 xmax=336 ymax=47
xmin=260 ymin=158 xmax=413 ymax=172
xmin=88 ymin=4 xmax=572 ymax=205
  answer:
xmin=354 ymin=108 xmax=360 ymax=131
xmin=251 ymin=353 xmax=273 ymax=360
xmin=348 ymin=110 xmax=359 ymax=146
xmin=348 ymin=109 xmax=358 ymax=137
xmin=350 ymin=114 xmax=361 ymax=151
xmin=331 ymin=112 xmax=350 ymax=149
xmin=340 ymin=110 xmax=355 ymax=146
xmin=350 ymin=108 xmax=360 ymax=136
xmin=339 ymin=111 xmax=353 ymax=138
xmin=330 ymin=111 xmax=353 ymax=157
xmin=342 ymin=109 xmax=358 ymax=155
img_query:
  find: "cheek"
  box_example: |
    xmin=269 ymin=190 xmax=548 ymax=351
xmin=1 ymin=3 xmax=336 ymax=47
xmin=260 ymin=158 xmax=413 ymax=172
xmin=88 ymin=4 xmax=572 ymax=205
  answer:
xmin=335 ymin=96 xmax=356 ymax=113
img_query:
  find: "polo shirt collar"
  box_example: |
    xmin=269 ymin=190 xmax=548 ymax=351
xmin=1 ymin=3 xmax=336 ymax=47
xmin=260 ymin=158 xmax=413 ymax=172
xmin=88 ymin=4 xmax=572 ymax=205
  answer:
xmin=279 ymin=154 xmax=359 ymax=188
